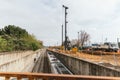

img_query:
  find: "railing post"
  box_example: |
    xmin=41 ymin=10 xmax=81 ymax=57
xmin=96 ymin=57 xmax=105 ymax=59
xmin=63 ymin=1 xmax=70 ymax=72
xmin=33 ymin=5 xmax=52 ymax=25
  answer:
xmin=57 ymin=77 xmax=62 ymax=80
xmin=5 ymin=76 xmax=10 ymax=80
xmin=29 ymin=76 xmax=34 ymax=80
xmin=43 ymin=77 xmax=49 ymax=80
xmin=17 ymin=77 xmax=22 ymax=80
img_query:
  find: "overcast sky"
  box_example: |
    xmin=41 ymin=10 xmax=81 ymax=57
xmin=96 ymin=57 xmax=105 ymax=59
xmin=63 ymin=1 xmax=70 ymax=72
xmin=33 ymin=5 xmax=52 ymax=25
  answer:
xmin=1 ymin=0 xmax=120 ymax=46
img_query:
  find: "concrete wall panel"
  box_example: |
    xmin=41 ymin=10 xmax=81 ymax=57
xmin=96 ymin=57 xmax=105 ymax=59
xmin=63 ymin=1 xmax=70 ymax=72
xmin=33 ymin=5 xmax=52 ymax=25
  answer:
xmin=50 ymin=51 xmax=120 ymax=77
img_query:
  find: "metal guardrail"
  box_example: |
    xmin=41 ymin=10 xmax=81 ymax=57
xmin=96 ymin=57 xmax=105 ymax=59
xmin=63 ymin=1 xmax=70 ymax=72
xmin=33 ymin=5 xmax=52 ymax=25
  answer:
xmin=0 ymin=72 xmax=120 ymax=80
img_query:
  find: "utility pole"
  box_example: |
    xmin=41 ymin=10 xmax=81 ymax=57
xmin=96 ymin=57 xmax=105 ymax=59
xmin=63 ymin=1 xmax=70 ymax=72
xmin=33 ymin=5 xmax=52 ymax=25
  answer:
xmin=63 ymin=5 xmax=68 ymax=50
xmin=117 ymin=38 xmax=119 ymax=46
xmin=62 ymin=25 xmax=63 ymax=46
xmin=78 ymin=32 xmax=79 ymax=49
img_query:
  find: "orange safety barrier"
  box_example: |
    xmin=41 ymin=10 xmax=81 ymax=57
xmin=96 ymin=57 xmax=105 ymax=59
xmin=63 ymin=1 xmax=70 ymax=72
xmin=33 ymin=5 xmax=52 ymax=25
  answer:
xmin=0 ymin=72 xmax=120 ymax=80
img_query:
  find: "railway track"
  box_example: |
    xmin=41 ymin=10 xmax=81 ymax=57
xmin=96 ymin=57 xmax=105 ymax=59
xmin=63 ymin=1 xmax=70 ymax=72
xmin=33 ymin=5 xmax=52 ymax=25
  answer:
xmin=47 ymin=51 xmax=73 ymax=74
xmin=32 ymin=50 xmax=51 ymax=73
xmin=43 ymin=52 xmax=51 ymax=73
xmin=32 ymin=49 xmax=72 ymax=74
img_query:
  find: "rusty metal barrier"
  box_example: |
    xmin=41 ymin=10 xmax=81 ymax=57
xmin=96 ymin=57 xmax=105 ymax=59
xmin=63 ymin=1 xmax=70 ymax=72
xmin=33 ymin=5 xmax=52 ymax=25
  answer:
xmin=0 ymin=72 xmax=120 ymax=80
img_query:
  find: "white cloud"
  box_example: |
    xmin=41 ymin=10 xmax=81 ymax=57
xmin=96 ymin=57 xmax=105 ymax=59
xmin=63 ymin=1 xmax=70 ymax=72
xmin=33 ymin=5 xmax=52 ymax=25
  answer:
xmin=0 ymin=0 xmax=120 ymax=45
xmin=61 ymin=0 xmax=120 ymax=43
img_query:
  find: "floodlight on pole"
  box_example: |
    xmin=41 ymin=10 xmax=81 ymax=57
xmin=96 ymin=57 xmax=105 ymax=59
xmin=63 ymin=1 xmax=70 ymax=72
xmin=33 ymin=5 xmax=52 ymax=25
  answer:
xmin=63 ymin=5 xmax=68 ymax=50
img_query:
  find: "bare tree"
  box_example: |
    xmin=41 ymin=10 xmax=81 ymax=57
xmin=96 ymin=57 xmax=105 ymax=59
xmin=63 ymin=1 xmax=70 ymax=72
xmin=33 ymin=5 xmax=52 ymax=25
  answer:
xmin=71 ymin=39 xmax=78 ymax=47
xmin=79 ymin=30 xmax=90 ymax=47
xmin=70 ymin=30 xmax=90 ymax=49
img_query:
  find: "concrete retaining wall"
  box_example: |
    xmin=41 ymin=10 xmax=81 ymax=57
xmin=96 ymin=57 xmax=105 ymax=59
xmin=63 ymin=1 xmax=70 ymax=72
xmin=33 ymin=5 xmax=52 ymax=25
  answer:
xmin=0 ymin=49 xmax=44 ymax=72
xmin=49 ymin=50 xmax=120 ymax=77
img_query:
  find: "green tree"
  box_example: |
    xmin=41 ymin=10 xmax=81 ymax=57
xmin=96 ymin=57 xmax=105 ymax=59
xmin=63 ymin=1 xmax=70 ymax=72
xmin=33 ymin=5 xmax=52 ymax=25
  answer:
xmin=0 ymin=25 xmax=43 ymax=52
xmin=0 ymin=36 xmax=7 ymax=52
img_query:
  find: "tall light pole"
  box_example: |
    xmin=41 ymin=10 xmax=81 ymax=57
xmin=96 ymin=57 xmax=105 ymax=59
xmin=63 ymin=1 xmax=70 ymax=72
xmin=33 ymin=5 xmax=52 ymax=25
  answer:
xmin=78 ymin=32 xmax=79 ymax=49
xmin=62 ymin=25 xmax=63 ymax=46
xmin=63 ymin=5 xmax=68 ymax=50
xmin=117 ymin=38 xmax=119 ymax=47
